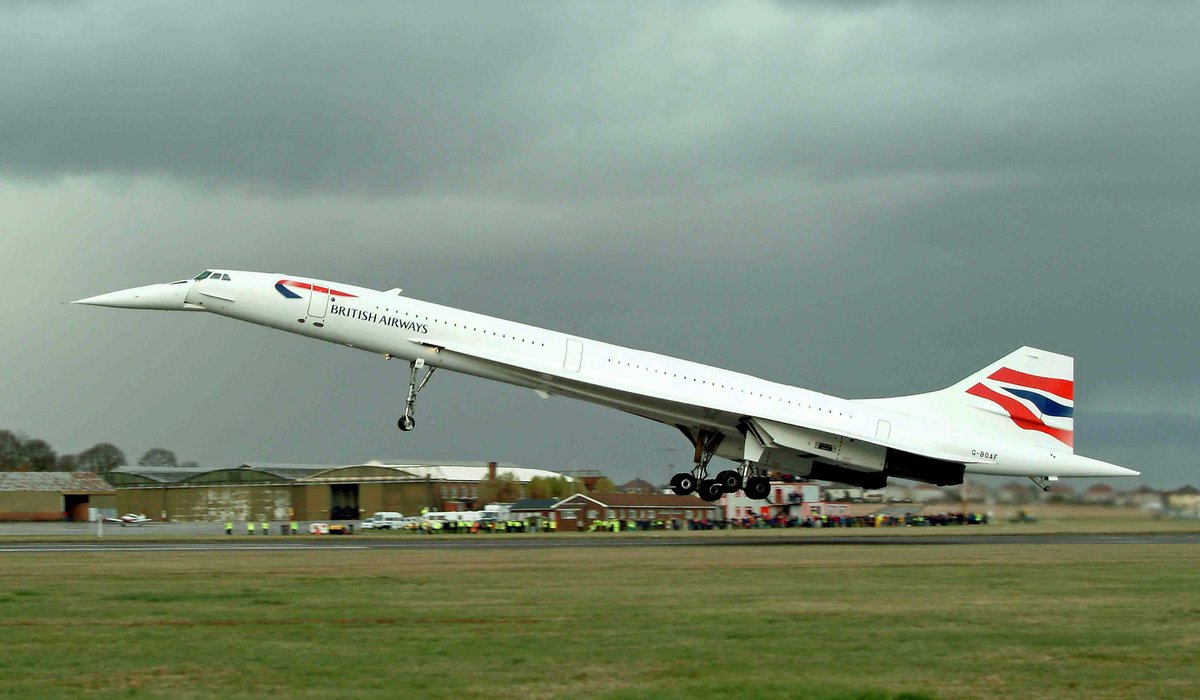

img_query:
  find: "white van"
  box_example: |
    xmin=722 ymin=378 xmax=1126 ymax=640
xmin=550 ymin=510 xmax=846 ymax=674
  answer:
xmin=362 ymin=511 xmax=404 ymax=530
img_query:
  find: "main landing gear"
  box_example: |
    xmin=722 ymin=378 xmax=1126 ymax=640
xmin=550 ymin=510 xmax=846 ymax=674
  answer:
xmin=397 ymin=357 xmax=437 ymax=432
xmin=669 ymin=430 xmax=771 ymax=502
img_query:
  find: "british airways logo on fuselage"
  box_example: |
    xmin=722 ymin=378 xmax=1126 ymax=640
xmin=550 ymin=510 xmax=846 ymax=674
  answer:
xmin=275 ymin=279 xmax=358 ymax=299
xmin=966 ymin=368 xmax=1074 ymax=447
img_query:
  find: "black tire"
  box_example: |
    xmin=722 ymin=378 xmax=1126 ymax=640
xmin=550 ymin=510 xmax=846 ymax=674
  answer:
xmin=398 ymin=415 xmax=416 ymax=431
xmin=715 ymin=469 xmax=742 ymax=493
xmin=670 ymin=472 xmax=696 ymax=496
xmin=744 ymin=476 xmax=770 ymax=500
xmin=698 ymin=479 xmax=724 ymax=502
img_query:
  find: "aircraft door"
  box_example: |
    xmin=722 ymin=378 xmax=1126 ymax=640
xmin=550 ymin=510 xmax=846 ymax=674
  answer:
xmin=564 ymin=338 xmax=583 ymax=372
xmin=308 ymin=284 xmax=329 ymax=318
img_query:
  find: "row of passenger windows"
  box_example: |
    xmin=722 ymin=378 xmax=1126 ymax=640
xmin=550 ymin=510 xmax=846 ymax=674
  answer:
xmin=367 ymin=305 xmax=547 ymax=347
xmin=605 ymin=358 xmax=850 ymax=418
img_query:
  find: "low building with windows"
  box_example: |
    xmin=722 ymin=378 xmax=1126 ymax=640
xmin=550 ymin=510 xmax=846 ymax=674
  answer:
xmin=0 ymin=472 xmax=117 ymax=522
xmin=721 ymin=481 xmax=824 ymax=520
xmin=510 ymin=498 xmax=559 ymax=522
xmin=106 ymin=460 xmax=567 ymax=522
xmin=551 ymin=492 xmax=717 ymax=531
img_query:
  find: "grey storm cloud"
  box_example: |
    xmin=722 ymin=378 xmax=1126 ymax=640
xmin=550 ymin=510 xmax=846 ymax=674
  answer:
xmin=4 ymin=1 xmax=1197 ymax=196
xmin=1 ymin=1 xmax=1197 ymax=487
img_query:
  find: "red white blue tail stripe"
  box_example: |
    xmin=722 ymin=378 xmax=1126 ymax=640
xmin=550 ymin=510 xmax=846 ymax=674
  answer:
xmin=966 ymin=368 xmax=1074 ymax=447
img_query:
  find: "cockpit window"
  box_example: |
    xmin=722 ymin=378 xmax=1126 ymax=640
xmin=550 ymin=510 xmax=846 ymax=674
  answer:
xmin=194 ymin=271 xmax=212 ymax=280
xmin=221 ymin=274 xmax=231 ymax=281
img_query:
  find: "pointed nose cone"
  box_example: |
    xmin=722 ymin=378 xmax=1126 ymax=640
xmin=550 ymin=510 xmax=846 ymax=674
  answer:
xmin=72 ymin=282 xmax=197 ymax=311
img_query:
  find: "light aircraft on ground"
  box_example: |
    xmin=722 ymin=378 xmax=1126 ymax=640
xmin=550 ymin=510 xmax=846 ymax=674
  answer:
xmin=74 ymin=270 xmax=1138 ymax=502
xmin=104 ymin=513 xmax=153 ymax=526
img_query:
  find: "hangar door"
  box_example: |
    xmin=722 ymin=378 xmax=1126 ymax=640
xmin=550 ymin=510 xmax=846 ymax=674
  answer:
xmin=330 ymin=484 xmax=359 ymax=520
xmin=64 ymin=495 xmax=90 ymax=522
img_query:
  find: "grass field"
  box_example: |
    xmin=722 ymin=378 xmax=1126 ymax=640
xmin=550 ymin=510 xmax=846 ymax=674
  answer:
xmin=1 ymin=543 xmax=1197 ymax=700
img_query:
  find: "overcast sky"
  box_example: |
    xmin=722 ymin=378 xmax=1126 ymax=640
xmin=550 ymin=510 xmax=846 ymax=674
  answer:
xmin=2 ymin=1 xmax=1197 ymax=487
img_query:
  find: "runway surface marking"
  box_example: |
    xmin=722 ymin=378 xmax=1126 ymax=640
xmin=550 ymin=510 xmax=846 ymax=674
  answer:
xmin=0 ymin=545 xmax=370 ymax=553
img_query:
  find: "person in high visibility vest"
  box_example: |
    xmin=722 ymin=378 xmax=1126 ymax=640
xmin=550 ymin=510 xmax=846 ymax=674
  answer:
xmin=548 ymin=519 xmax=557 ymax=532
xmin=289 ymin=521 xmax=298 ymax=535
xmin=262 ymin=520 xmax=269 ymax=535
xmin=224 ymin=520 xmax=233 ymax=536
xmin=626 ymin=520 xmax=637 ymax=531
xmin=247 ymin=521 xmax=255 ymax=535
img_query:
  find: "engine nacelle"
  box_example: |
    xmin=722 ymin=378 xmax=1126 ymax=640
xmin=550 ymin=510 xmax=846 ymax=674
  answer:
xmin=747 ymin=419 xmax=887 ymax=472
xmin=884 ymin=449 xmax=964 ymax=486
xmin=808 ymin=462 xmax=888 ymax=489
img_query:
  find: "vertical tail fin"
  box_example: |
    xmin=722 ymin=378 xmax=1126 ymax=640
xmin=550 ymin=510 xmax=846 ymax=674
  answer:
xmin=859 ymin=347 xmax=1075 ymax=451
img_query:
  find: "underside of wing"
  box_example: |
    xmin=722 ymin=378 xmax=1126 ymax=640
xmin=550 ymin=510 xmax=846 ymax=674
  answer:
xmin=742 ymin=417 xmax=969 ymax=487
xmin=411 ymin=337 xmax=972 ymax=487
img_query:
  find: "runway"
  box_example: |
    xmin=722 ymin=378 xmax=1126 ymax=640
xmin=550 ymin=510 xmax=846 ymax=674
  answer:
xmin=1 ymin=530 xmax=1196 ymax=553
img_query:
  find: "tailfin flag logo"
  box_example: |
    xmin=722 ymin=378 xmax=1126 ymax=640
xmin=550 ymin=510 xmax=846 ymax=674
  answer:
xmin=966 ymin=368 xmax=1074 ymax=447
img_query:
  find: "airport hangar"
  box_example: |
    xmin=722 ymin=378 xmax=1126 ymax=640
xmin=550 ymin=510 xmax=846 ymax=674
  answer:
xmin=0 ymin=472 xmax=117 ymax=522
xmin=104 ymin=461 xmax=565 ymax=522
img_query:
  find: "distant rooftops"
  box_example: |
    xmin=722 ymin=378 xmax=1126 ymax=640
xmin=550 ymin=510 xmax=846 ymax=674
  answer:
xmin=0 ymin=472 xmax=115 ymax=493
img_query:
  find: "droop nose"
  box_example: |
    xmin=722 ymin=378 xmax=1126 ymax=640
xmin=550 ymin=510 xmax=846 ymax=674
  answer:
xmin=72 ymin=281 xmax=203 ymax=311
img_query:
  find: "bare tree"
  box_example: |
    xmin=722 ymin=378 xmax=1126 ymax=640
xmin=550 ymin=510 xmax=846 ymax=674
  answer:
xmin=75 ymin=443 xmax=126 ymax=474
xmin=22 ymin=439 xmax=57 ymax=472
xmin=138 ymin=448 xmax=178 ymax=467
xmin=0 ymin=430 xmax=27 ymax=469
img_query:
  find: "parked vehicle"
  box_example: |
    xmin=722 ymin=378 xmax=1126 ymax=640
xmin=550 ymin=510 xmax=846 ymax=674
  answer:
xmin=362 ymin=511 xmax=404 ymax=530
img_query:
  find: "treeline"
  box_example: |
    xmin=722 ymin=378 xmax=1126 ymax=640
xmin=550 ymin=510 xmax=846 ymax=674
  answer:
xmin=471 ymin=474 xmax=600 ymax=504
xmin=0 ymin=430 xmax=194 ymax=474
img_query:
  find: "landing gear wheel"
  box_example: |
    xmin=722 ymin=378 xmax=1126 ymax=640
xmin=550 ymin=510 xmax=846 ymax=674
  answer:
xmin=397 ymin=359 xmax=437 ymax=434
xmin=698 ymin=479 xmax=724 ymax=502
xmin=670 ymin=472 xmax=697 ymax=496
xmin=744 ymin=476 xmax=770 ymax=500
xmin=715 ymin=469 xmax=742 ymax=493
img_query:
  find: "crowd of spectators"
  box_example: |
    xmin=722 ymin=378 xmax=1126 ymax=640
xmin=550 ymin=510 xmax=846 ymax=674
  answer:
xmin=685 ymin=511 xmax=989 ymax=530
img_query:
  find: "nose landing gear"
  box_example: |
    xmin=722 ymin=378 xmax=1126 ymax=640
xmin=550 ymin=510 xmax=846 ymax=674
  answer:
xmin=397 ymin=358 xmax=437 ymax=432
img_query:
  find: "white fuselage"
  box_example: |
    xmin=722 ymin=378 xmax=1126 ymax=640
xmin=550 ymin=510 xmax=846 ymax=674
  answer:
xmin=159 ymin=271 xmax=1128 ymax=481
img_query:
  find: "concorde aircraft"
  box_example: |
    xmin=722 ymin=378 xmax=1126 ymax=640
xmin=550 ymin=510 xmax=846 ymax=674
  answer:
xmin=74 ymin=270 xmax=1138 ymax=502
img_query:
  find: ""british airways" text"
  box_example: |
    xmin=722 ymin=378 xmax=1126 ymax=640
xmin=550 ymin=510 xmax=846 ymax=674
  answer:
xmin=330 ymin=304 xmax=429 ymax=333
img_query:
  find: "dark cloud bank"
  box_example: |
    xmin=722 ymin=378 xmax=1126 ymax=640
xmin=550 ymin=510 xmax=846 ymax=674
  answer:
xmin=1 ymin=1 xmax=1197 ymax=486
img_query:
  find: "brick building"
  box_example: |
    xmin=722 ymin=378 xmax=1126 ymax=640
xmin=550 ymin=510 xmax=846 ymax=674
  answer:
xmin=552 ymin=492 xmax=717 ymax=531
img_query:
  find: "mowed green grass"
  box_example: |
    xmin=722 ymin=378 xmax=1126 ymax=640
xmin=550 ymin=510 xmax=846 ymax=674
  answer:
xmin=0 ymin=544 xmax=1196 ymax=700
